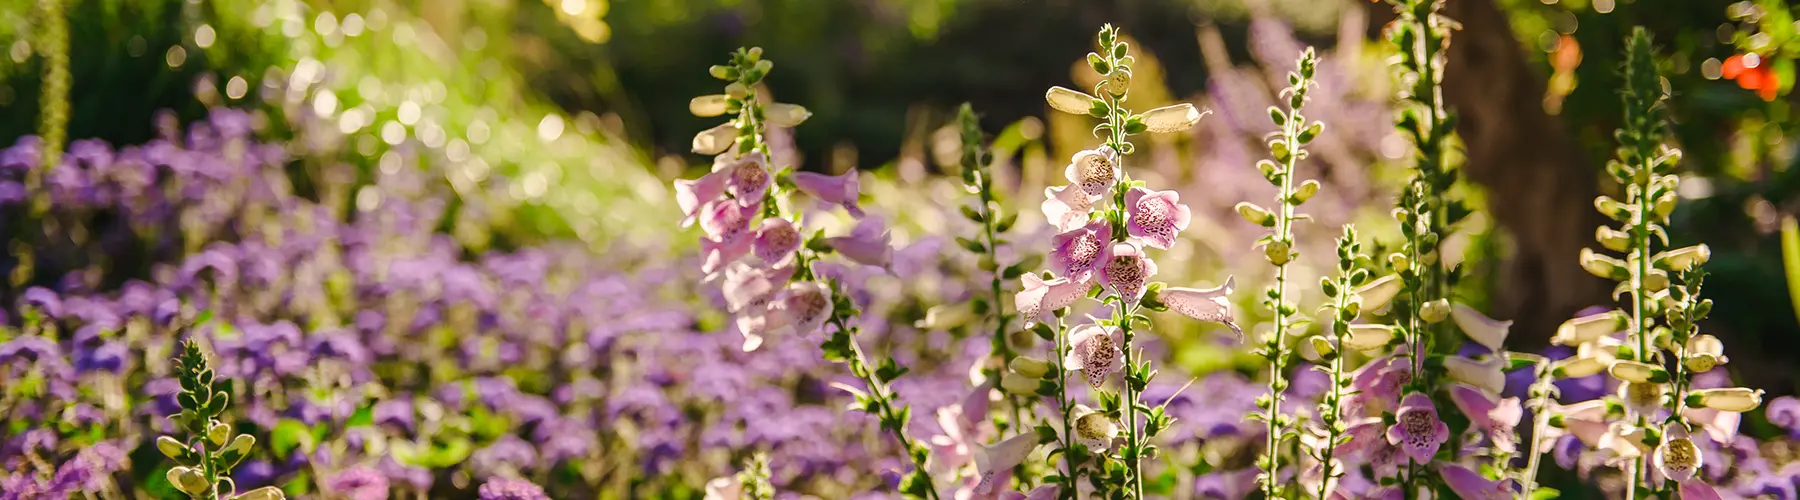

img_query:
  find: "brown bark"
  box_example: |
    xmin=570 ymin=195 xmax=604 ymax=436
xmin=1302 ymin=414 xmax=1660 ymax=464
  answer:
xmin=1374 ymin=0 xmax=1614 ymax=347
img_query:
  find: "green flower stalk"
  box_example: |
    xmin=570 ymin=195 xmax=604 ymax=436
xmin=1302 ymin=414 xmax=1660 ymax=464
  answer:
xmin=1310 ymin=225 xmax=1368 ymax=499
xmin=953 ymin=103 xmax=1032 ymax=433
xmin=1233 ymin=46 xmax=1324 ymax=500
xmin=158 ymin=341 xmax=286 ymax=500
xmin=685 ymin=48 xmax=941 ymax=499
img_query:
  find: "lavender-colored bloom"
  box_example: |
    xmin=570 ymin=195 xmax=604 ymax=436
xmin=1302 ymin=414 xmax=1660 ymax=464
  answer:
xmin=790 ymin=170 xmax=863 ymax=218
xmin=1041 ymin=185 xmax=1095 ymax=232
xmin=1048 ymin=219 xmax=1111 ymax=283
xmin=1447 ymin=383 xmax=1522 ymax=453
xmin=1065 ymin=323 xmax=1123 ymax=389
xmin=477 ymin=477 xmax=550 ymax=500
xmin=49 ymin=442 xmax=127 ymax=494
xmin=823 ymin=216 xmax=893 ymax=269
xmin=1124 ymin=187 xmax=1191 ymax=250
xmin=1439 ymin=464 xmax=1515 ymax=500
xmin=718 ymin=153 xmax=771 ymax=207
xmin=1098 ymin=242 xmax=1156 ymax=304
xmin=324 ymin=467 xmax=390 ymax=500
xmin=19 ymin=287 xmax=62 ymax=319
xmin=752 ymin=218 xmax=801 ymax=266
xmin=471 ymin=435 xmax=539 ymax=475
xmin=1769 ymin=396 xmax=1800 ymax=437
xmin=1013 ymin=273 xmax=1085 ymax=327
xmin=372 ymin=398 xmax=414 ymax=433
xmin=1385 ymin=392 xmax=1449 ymax=464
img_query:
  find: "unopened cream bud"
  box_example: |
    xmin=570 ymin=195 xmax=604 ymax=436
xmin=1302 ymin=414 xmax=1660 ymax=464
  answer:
xmin=691 ymin=123 xmax=736 ymax=155
xmin=1608 ymin=360 xmax=1664 ymax=384
xmin=1553 ymin=310 xmax=1627 ymax=345
xmin=1140 ymin=103 xmax=1204 ymax=133
xmin=689 ymin=95 xmax=730 ymax=117
xmin=1235 ymin=202 xmax=1275 ymax=227
xmin=1644 ymin=269 xmax=1669 ymax=292
xmin=1292 ymin=180 xmax=1320 ymax=205
xmin=1008 ymin=356 xmax=1051 ymax=379
xmin=1046 ymin=86 xmax=1097 ymax=115
xmin=1419 ymin=299 xmax=1450 ymax=324
xmin=1354 ymin=274 xmax=1403 ymax=313
xmin=1000 ymin=372 xmax=1040 ymax=395
xmin=1580 ymin=248 xmax=1628 ymax=280
xmin=766 ymin=103 xmax=812 ymax=127
xmin=1688 ymin=388 xmax=1763 ymax=413
xmin=1343 ymin=324 xmax=1396 ymax=351
xmin=1654 ymin=244 xmax=1711 ymax=272
xmin=157 ymin=436 xmax=187 ymax=460
xmin=226 ymin=434 xmax=256 ymax=456
xmin=724 ymin=82 xmax=750 ymax=99
xmin=1265 ymin=240 xmax=1292 ymax=265
xmin=1684 ymin=334 xmax=1727 ymax=372
xmin=1596 ymin=227 xmax=1631 ymax=253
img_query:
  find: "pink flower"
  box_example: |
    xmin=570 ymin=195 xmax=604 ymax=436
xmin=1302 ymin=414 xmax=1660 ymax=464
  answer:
xmin=1064 ymin=323 xmax=1123 ymax=389
xmin=753 ymin=218 xmax=801 ymax=266
xmin=675 ymin=170 xmax=728 ymax=227
xmin=1677 ymin=480 xmax=1724 ymax=500
xmin=1385 ymin=392 xmax=1449 ymax=464
xmin=1346 ymin=356 xmax=1410 ymax=415
xmin=1049 ymin=220 xmax=1112 ymax=283
xmin=1124 ymin=187 xmax=1191 ymax=250
xmin=1447 ymin=383 xmax=1522 ymax=453
xmin=1041 ymin=185 xmax=1095 ymax=232
xmin=1063 ymin=146 xmax=1119 ymax=197
xmin=998 ymin=486 xmax=1056 ymax=500
xmin=792 ymin=170 xmax=864 ymax=218
xmin=1334 ymin=417 xmax=1388 ymax=459
xmin=973 ymin=433 xmax=1041 ymax=496
xmin=1098 ymin=242 xmax=1157 ymax=305
xmin=1158 ymin=277 xmax=1240 ymax=336
xmin=1439 ymin=464 xmax=1516 ymax=500
xmin=824 ymin=216 xmax=893 ymax=270
xmin=720 ymin=263 xmax=793 ymax=313
xmin=718 ymin=153 xmax=771 ymax=206
xmin=735 ymin=281 xmax=834 ymax=352
xmin=1654 ymin=423 xmax=1703 ymax=483
xmin=1014 ymin=273 xmax=1087 ymax=327
xmin=929 ymin=383 xmax=993 ymax=476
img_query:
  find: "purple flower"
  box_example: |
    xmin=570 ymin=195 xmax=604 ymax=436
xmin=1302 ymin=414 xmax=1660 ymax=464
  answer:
xmin=1124 ymin=187 xmax=1190 ymax=250
xmin=698 ymin=201 xmax=760 ymax=274
xmin=972 ymin=432 xmax=1040 ymax=496
xmin=471 ymin=435 xmax=538 ymax=475
xmin=752 ymin=218 xmax=801 ymax=266
xmin=20 ymin=287 xmax=62 ymax=319
xmin=477 ymin=477 xmax=550 ymax=500
xmin=1098 ymin=242 xmax=1157 ymax=305
xmin=822 ymin=216 xmax=893 ymax=269
xmin=1768 ymin=396 xmax=1800 ymax=437
xmin=1447 ymin=383 xmax=1522 ymax=453
xmin=718 ymin=153 xmax=771 ymax=206
xmin=1439 ymin=464 xmax=1515 ymax=500
xmin=324 ymin=467 xmax=390 ymax=500
xmin=1064 ymin=323 xmax=1122 ymax=389
xmin=1385 ymin=392 xmax=1449 ymax=464
xmin=675 ymin=170 xmax=728 ymax=227
xmin=372 ymin=398 xmax=414 ymax=433
xmin=791 ymin=170 xmax=864 ymax=218
xmin=1048 ymin=219 xmax=1111 ymax=283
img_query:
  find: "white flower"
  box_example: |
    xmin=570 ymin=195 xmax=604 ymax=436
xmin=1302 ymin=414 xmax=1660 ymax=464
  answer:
xmin=1069 ymin=404 xmax=1121 ymax=451
xmin=1450 ymin=303 xmax=1510 ymax=351
xmin=1654 ymin=423 xmax=1703 ymax=483
xmin=1619 ymin=381 xmax=1665 ymax=418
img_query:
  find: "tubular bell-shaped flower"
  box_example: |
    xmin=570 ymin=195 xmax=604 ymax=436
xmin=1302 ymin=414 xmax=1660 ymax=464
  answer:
xmin=1098 ymin=241 xmax=1156 ymax=304
xmin=753 ymin=218 xmax=801 ymax=266
xmin=1068 ymin=404 xmax=1121 ymax=451
xmin=1124 ymin=187 xmax=1190 ymax=250
xmin=1064 ymin=146 xmax=1120 ymax=197
xmin=1014 ymin=273 xmax=1086 ymax=328
xmin=1386 ymin=392 xmax=1450 ymax=464
xmin=1439 ymin=464 xmax=1517 ymax=500
xmin=1049 ymin=219 xmax=1112 ymax=283
xmin=1447 ymin=383 xmax=1522 ymax=453
xmin=1552 ymin=309 xmax=1628 ymax=345
xmin=791 ymin=170 xmax=864 ymax=218
xmin=1065 ymin=323 xmax=1123 ymax=389
xmin=823 ymin=217 xmax=893 ymax=270
xmin=1154 ymin=278 xmax=1239 ymax=334
xmin=1449 ymin=302 xmax=1511 ymax=351
xmin=1041 ymin=184 xmax=1096 ymax=232
xmin=1654 ymin=423 xmax=1703 ymax=483
xmin=973 ymin=433 xmax=1042 ymax=496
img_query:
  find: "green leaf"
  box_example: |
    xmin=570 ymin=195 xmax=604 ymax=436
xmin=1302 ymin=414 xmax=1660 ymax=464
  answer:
xmin=875 ymin=358 xmax=910 ymax=383
xmin=959 ymin=204 xmax=984 ymax=222
xmin=346 ymin=404 xmax=375 ymax=428
xmin=270 ymin=419 xmax=315 ymax=457
xmin=820 ymin=331 xmax=855 ymax=362
xmin=1529 ymin=487 xmax=1562 ymax=500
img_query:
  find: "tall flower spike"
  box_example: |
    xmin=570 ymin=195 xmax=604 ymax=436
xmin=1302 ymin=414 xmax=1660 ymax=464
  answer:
xmin=1312 ymin=225 xmax=1368 ymax=499
xmin=1244 ymin=47 xmax=1322 ymax=499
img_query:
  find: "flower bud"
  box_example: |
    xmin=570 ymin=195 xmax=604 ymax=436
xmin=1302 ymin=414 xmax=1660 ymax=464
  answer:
xmin=766 ymin=103 xmax=812 ymax=127
xmin=1580 ymin=248 xmax=1629 ymax=280
xmin=1654 ymin=244 xmax=1711 ymax=272
xmin=1444 ymin=356 xmax=1506 ymax=395
xmin=1419 ymin=299 xmax=1450 ymax=324
xmin=1553 ymin=309 xmax=1627 ymax=345
xmin=209 ymin=422 xmax=231 ymax=447
xmin=1552 ymin=355 xmax=1611 ymax=378
xmin=1291 ymin=180 xmax=1320 ymax=205
xmin=1106 ymin=72 xmax=1131 ymax=96
xmin=1608 ymin=360 xmax=1666 ymax=384
xmin=1256 ymin=160 xmax=1279 ymax=181
xmin=169 ymin=466 xmax=209 ymax=495
xmin=1387 ymin=252 xmax=1409 ymax=271
xmin=1140 ymin=103 xmax=1204 ymax=133
xmin=1653 ymin=193 xmax=1678 ymax=219
xmin=1307 ymin=336 xmax=1336 ymax=360
xmin=1354 ymin=274 xmax=1402 ymax=313
xmin=1235 ymin=202 xmax=1275 ymax=227
xmin=689 ymin=95 xmax=731 ymax=117
xmin=1009 ymin=356 xmax=1051 ymax=379
xmin=708 ymin=65 xmax=736 ymax=80
xmin=1684 ymin=334 xmax=1727 ymax=373
xmin=235 ymin=486 xmax=288 ymax=500
xmin=1000 ymin=372 xmax=1040 ymax=395
xmin=1687 ymin=388 xmax=1763 ymax=412
xmin=157 ymin=436 xmax=188 ymax=460
xmin=1644 ymin=269 xmax=1669 ymax=292
xmin=1595 ymin=196 xmax=1632 ymax=220
xmin=1265 ymin=240 xmax=1292 ymax=265
xmin=692 ymin=123 xmax=736 ymax=155
xmin=1343 ymin=324 xmax=1396 ymax=351
xmin=1046 ymin=87 xmax=1098 ymax=115
xmin=1596 ymin=227 xmax=1631 ymax=253
xmin=725 ymin=82 xmax=750 ymax=99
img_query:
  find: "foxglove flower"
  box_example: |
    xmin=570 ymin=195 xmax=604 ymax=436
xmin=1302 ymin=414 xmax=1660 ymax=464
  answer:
xmin=1064 ymin=146 xmax=1120 ymax=197
xmin=823 ymin=216 xmax=893 ymax=270
xmin=791 ymin=170 xmax=864 ymax=218
xmin=1069 ymin=404 xmax=1121 ymax=450
xmin=1443 ymin=355 xmax=1506 ymax=396
xmin=717 ymin=153 xmax=771 ymax=206
xmin=1655 ymin=423 xmax=1703 ymax=483
xmin=752 ymin=218 xmax=801 ymax=266
xmin=928 ymin=383 xmax=994 ymax=475
xmin=1353 ymin=275 xmax=1401 ymax=312
xmin=675 ymin=170 xmax=727 ymax=227
xmin=1014 ymin=273 xmax=1086 ymax=327
xmin=720 ymin=263 xmax=793 ymax=314
xmin=1688 ymin=387 xmax=1764 ymax=412
xmin=1065 ymin=323 xmax=1123 ymax=389
xmin=702 ymin=475 xmax=742 ymax=500
xmin=477 ymin=476 xmax=550 ymax=500
xmin=1619 ymin=381 xmax=1665 ymax=417
xmin=973 ymin=432 xmax=1041 ymax=495
xmin=1343 ymin=324 xmax=1397 ymax=351
xmin=1439 ymin=464 xmax=1515 ymax=500
xmin=1449 ymin=303 xmax=1510 ymax=351
xmin=1139 ymin=103 xmax=1205 ymax=133
xmin=1124 ymin=187 xmax=1191 ymax=250
xmin=1385 ymin=392 xmax=1449 ymax=464
xmin=1045 ymin=86 xmax=1097 ymax=115
xmin=1098 ymin=242 xmax=1157 ymax=304
xmin=771 ymin=281 xmax=834 ymax=337
xmin=692 ymin=123 xmax=736 ymax=155
xmin=1042 ymin=185 xmax=1095 ymax=232
xmin=1678 ymin=480 xmax=1725 ymax=500
xmin=1447 ymin=383 xmax=1522 ymax=453
xmin=1049 ymin=219 xmax=1112 ymax=283
xmin=1157 ymin=277 xmax=1239 ymax=335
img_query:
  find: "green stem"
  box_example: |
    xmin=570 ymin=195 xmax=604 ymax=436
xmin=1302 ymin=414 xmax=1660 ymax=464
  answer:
xmin=1054 ymin=315 xmax=1082 ymax=500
